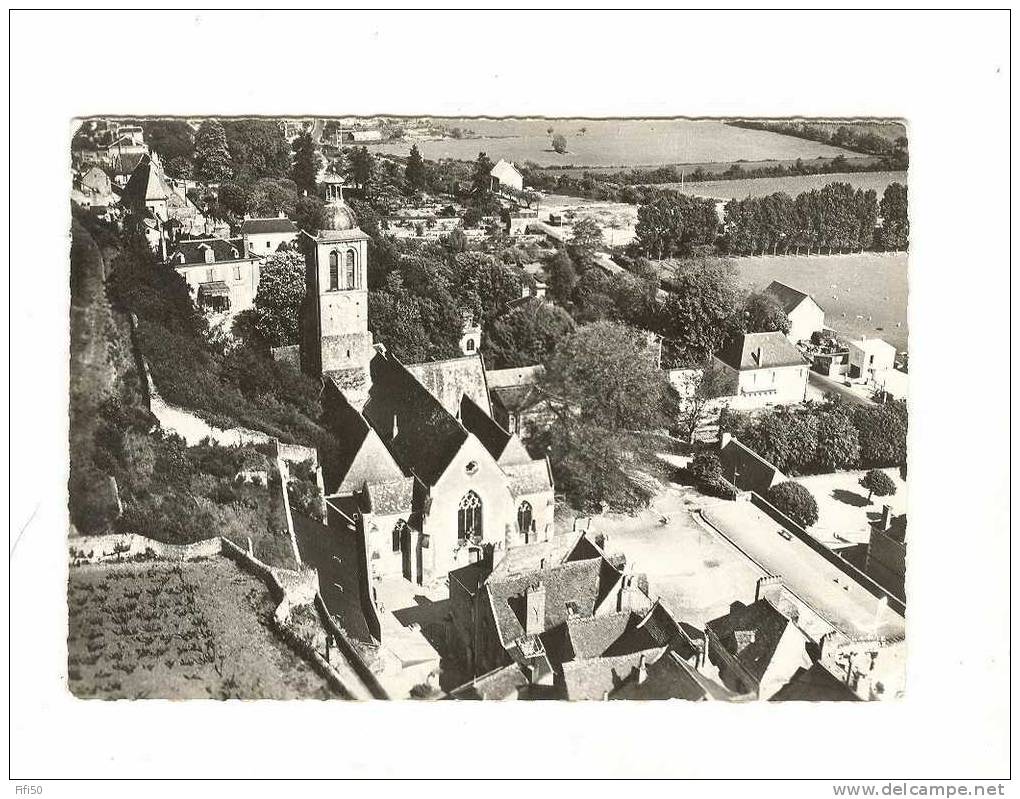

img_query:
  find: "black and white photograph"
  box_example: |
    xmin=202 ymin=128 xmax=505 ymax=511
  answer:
xmin=67 ymin=113 xmax=910 ymax=703
xmin=7 ymin=7 xmax=1012 ymax=790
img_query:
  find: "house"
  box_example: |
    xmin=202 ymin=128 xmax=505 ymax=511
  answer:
xmin=608 ymin=649 xmax=729 ymax=701
xmin=448 ymin=530 xmax=712 ymax=699
xmin=848 ymin=337 xmax=897 ymax=384
xmin=490 ymin=159 xmax=524 ymax=194
xmin=766 ymin=280 xmax=825 ymax=343
xmin=486 ymin=364 xmax=552 ymax=437
xmin=713 ymin=331 xmax=810 ymax=407
xmin=504 ymin=208 xmax=538 ymax=236
xmin=519 ymin=263 xmax=548 ymax=299
xmin=167 ymin=237 xmax=261 ymax=315
xmin=865 ymin=506 xmax=907 ymax=602
xmin=302 ymin=195 xmax=555 ymax=592
xmin=240 ymin=216 xmax=300 ymax=255
xmin=705 ymin=599 xmax=812 ymax=699
xmin=71 ymin=165 xmax=115 ymax=209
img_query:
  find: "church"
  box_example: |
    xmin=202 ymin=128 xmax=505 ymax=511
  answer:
xmin=300 ymin=191 xmax=555 ymax=587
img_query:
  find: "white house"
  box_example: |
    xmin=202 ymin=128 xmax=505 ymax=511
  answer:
xmin=490 ymin=159 xmax=524 ymax=194
xmin=766 ymin=281 xmax=826 ymax=343
xmin=167 ymin=237 xmax=261 ymax=316
xmin=848 ymin=337 xmax=897 ymax=384
xmin=240 ymin=216 xmax=300 ymax=255
xmin=713 ymin=331 xmax=809 ymax=408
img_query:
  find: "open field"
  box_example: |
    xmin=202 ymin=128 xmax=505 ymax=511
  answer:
xmin=363 ymin=118 xmax=859 ymax=168
xmin=731 ymin=252 xmax=909 ymax=352
xmin=540 ymin=194 xmax=639 ymax=246
xmin=67 ymin=558 xmax=337 ymax=699
xmin=658 ymin=170 xmax=907 ymax=202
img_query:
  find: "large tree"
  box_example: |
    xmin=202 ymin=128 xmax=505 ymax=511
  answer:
xmin=345 ymin=146 xmax=376 ymax=192
xmin=671 ymin=359 xmax=731 ymax=443
xmin=569 ymin=216 xmax=604 ymax=260
xmin=767 ymin=481 xmax=819 ymax=528
xmin=484 ymin=298 xmax=575 ymax=368
xmin=405 ymin=144 xmax=427 ymax=194
xmin=537 ymin=321 xmax=669 ymax=510
xmin=471 ymin=152 xmax=495 ymax=195
xmin=244 ymin=251 xmax=306 ymax=347
xmin=659 ymin=258 xmax=742 ymax=364
xmin=635 ymin=193 xmax=718 ymax=259
xmin=291 ymin=131 xmax=323 ymax=197
xmin=192 ymin=119 xmax=233 ymax=182
xmin=223 ymin=119 xmax=291 ymax=182
xmin=879 ymin=182 xmax=909 ymax=250
xmin=742 ymin=290 xmax=791 ymax=334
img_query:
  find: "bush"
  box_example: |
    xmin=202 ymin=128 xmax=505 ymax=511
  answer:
xmin=860 ymin=469 xmax=897 ymax=502
xmin=690 ymin=451 xmax=722 ymax=486
xmin=766 ymin=481 xmax=819 ymax=528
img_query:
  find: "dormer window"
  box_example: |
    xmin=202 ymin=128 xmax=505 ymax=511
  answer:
xmin=229 ymin=247 xmax=239 ymax=259
xmin=202 ymin=245 xmax=214 ymax=264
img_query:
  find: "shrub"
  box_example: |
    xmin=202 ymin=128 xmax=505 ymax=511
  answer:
xmin=690 ymin=451 xmax=723 ymax=486
xmin=766 ymin=481 xmax=819 ymax=528
xmin=860 ymin=469 xmax=897 ymax=502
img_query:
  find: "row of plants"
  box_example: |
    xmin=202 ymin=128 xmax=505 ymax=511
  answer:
xmin=719 ymin=396 xmax=908 ymax=477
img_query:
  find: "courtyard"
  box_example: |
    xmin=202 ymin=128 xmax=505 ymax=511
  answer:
xmin=792 ymin=467 xmax=908 ymax=548
xmin=590 ymin=485 xmax=765 ymax=629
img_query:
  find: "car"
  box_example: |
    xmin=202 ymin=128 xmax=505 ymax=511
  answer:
xmin=777 ymin=528 xmax=792 ymax=541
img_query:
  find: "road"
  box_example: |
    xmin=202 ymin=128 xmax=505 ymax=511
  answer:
xmin=807 ymin=371 xmax=876 ymax=406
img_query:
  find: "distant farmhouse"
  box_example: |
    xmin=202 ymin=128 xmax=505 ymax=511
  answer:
xmin=714 ymin=331 xmax=810 ymax=408
xmin=765 ymin=281 xmax=826 ymax=343
xmin=490 ymin=158 xmax=524 ymax=194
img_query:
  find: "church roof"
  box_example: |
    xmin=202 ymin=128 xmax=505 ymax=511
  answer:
xmin=121 ymin=153 xmax=172 ymax=210
xmin=460 ymin=395 xmax=512 ymax=461
xmin=406 ymin=354 xmax=492 ymax=418
xmin=321 ymin=380 xmax=406 ymax=496
xmin=362 ymin=350 xmax=469 ymax=486
xmin=502 ymin=459 xmax=554 ymax=496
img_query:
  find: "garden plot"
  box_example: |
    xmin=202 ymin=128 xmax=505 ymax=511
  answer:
xmin=67 ymin=558 xmax=337 ymax=700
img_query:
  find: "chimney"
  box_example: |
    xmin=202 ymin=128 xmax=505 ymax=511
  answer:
xmin=880 ymin=504 xmax=892 ymax=531
xmin=524 ymin=583 xmax=546 ymax=636
xmin=753 ymin=347 xmax=763 ymax=366
xmin=637 ymin=654 xmax=648 ymax=685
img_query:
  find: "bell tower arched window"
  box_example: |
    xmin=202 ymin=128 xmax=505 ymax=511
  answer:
xmin=517 ymin=501 xmax=533 ymax=536
xmin=457 ymin=491 xmax=482 ymax=543
xmin=328 ymin=251 xmax=339 ymax=291
xmin=345 ymin=250 xmax=357 ymax=289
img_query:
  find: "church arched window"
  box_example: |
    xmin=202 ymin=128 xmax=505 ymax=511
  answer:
xmin=457 ymin=491 xmax=482 ymax=543
xmin=328 ymin=251 xmax=339 ymax=291
xmin=466 ymin=338 xmax=476 ymax=352
xmin=517 ymin=501 xmax=533 ymax=536
xmin=345 ymin=250 xmax=357 ymax=289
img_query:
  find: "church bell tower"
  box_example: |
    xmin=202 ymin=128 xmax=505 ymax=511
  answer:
xmin=301 ymin=185 xmax=374 ymax=400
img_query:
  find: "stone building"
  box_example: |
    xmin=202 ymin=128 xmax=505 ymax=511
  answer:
xmin=167 ymin=237 xmax=261 ymax=315
xmin=302 ymin=196 xmax=555 ymax=590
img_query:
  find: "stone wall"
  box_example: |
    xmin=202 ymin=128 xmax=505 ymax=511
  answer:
xmin=719 ymin=434 xmax=786 ymax=495
xmin=68 ymin=533 xmax=223 ymax=565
